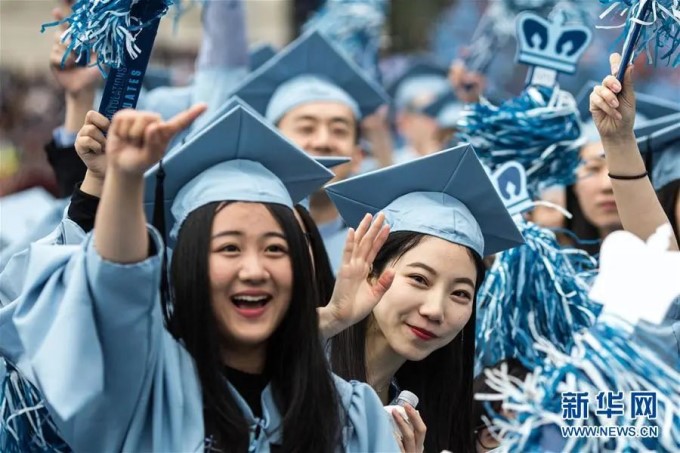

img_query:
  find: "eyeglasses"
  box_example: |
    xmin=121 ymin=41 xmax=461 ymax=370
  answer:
xmin=475 ymin=426 xmax=501 ymax=451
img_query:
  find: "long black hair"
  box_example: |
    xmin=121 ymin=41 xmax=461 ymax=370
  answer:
xmin=329 ymin=231 xmax=486 ymax=453
xmin=168 ymin=201 xmax=341 ymax=452
xmin=294 ymin=204 xmax=336 ymax=306
xmin=564 ymin=184 xmax=602 ymax=256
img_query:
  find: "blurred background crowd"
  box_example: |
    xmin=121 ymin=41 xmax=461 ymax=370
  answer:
xmin=1 ymin=0 xmax=677 ymax=199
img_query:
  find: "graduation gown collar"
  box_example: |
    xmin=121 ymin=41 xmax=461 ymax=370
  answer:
xmin=225 ymin=379 xmax=283 ymax=452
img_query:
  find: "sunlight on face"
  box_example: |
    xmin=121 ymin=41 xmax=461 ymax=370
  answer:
xmin=209 ymin=202 xmax=293 ymax=350
xmin=278 ymin=102 xmax=360 ymax=182
xmin=372 ymin=236 xmax=478 ymax=361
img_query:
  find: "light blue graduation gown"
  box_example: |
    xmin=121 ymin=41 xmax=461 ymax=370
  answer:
xmin=0 ymin=190 xmax=68 ymax=274
xmin=0 ymin=218 xmax=85 ymax=307
xmin=0 ymin=227 xmax=399 ymax=452
xmin=318 ymin=217 xmax=349 ymax=275
xmin=633 ymin=296 xmax=680 ymax=369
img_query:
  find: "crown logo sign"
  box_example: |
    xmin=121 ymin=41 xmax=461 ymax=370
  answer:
xmin=492 ymin=162 xmax=533 ymax=216
xmin=515 ymin=12 xmax=592 ymax=75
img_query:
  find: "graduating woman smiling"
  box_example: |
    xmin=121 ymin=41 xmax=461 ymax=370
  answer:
xmin=325 ymin=145 xmax=525 ymax=452
xmin=0 ymin=104 xmax=399 ymax=452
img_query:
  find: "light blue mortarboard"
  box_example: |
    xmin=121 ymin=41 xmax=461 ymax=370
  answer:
xmin=635 ymin=116 xmax=680 ymax=190
xmin=421 ymin=90 xmax=464 ymax=128
xmin=232 ymin=30 xmax=388 ymax=124
xmin=143 ymin=105 xmax=334 ymax=244
xmin=386 ymin=60 xmax=450 ymax=110
xmin=249 ymin=43 xmax=277 ymax=71
xmin=325 ymin=144 xmax=524 ymax=257
xmin=315 ymin=156 xmax=352 ymax=169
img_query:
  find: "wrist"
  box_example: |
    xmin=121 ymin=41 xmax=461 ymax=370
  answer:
xmin=65 ymin=91 xmax=96 ymax=133
xmin=601 ymin=131 xmax=636 ymax=147
xmin=107 ymin=166 xmax=146 ymax=185
xmin=317 ymin=305 xmax=345 ymax=339
xmin=81 ymin=170 xmax=105 ymax=198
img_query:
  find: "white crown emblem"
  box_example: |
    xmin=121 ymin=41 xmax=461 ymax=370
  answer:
xmin=515 ymin=12 xmax=592 ymax=75
xmin=492 ymin=162 xmax=533 ymax=216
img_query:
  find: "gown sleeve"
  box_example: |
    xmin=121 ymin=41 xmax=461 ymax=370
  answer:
xmin=334 ymin=376 xmax=400 ymax=452
xmin=0 ymin=217 xmax=85 ymax=307
xmin=6 ymin=227 xmax=204 ymax=452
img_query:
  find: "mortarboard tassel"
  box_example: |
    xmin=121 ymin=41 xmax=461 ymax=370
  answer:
xmin=457 ymin=85 xmax=584 ymax=198
xmin=477 ymin=315 xmax=680 ymax=451
xmin=0 ymin=359 xmax=70 ymax=453
xmin=152 ymin=160 xmax=172 ymax=327
xmin=598 ymin=0 xmax=680 ymax=77
xmin=476 ymin=219 xmax=600 ymax=374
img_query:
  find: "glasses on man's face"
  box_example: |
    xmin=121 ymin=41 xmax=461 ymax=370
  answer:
xmin=475 ymin=425 xmax=501 ymax=451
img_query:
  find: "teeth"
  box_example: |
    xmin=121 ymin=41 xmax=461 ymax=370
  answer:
xmin=233 ymin=295 xmax=268 ymax=302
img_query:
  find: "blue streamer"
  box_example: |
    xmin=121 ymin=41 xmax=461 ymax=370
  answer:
xmin=303 ymin=0 xmax=389 ymax=81
xmin=0 ymin=359 xmax=70 ymax=453
xmin=598 ymin=0 xmax=680 ymax=67
xmin=476 ymin=219 xmax=600 ymax=374
xmin=457 ymin=85 xmax=584 ymax=197
xmin=40 ymin=0 xmax=183 ymax=72
xmin=477 ymin=316 xmax=680 ymax=451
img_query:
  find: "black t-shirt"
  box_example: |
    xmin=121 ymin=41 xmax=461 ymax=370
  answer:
xmin=223 ymin=366 xmax=282 ymax=452
xmin=223 ymin=366 xmax=269 ymax=419
xmin=45 ymin=140 xmax=87 ymax=199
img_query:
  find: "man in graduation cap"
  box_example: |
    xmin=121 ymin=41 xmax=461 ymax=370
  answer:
xmin=387 ymin=61 xmax=452 ymax=164
xmin=232 ymin=30 xmax=389 ymax=273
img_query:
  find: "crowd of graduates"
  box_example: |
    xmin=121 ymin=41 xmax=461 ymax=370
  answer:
xmin=0 ymin=0 xmax=679 ymax=452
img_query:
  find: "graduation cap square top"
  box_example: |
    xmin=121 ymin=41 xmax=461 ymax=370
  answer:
xmin=172 ymin=97 xmax=355 ymax=171
xmin=421 ymin=89 xmax=464 ymax=128
xmin=633 ymin=114 xmax=680 ymax=190
xmin=325 ymin=144 xmax=524 ymax=257
xmin=249 ymin=43 xmax=277 ymax=72
xmin=144 ymin=105 xmax=334 ymax=244
xmin=387 ymin=60 xmax=450 ymax=110
xmin=232 ymin=30 xmax=388 ymax=124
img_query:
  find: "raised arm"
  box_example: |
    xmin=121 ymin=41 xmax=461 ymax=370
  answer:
xmin=94 ymin=105 xmax=206 ymax=263
xmin=590 ymin=53 xmax=678 ymax=251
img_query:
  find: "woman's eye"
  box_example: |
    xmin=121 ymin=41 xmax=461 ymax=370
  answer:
xmin=408 ymin=274 xmax=427 ymax=285
xmin=217 ymin=244 xmax=239 ymax=253
xmin=265 ymin=244 xmax=288 ymax=255
xmin=452 ymin=290 xmax=473 ymax=302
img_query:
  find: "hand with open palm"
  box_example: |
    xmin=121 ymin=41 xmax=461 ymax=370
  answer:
xmin=319 ymin=213 xmax=394 ymax=339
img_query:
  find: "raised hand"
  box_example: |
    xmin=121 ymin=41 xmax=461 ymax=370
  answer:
xmin=589 ymin=53 xmax=636 ymax=142
xmin=392 ymin=404 xmax=427 ymax=453
xmin=49 ymin=5 xmax=101 ymax=95
xmin=448 ymin=59 xmax=485 ymax=104
xmin=107 ymin=104 xmax=207 ymax=178
xmin=320 ymin=213 xmax=393 ymax=339
xmin=76 ymin=111 xmax=110 ymax=180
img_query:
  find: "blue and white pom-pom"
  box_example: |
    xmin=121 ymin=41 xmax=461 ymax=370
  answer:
xmin=457 ymin=85 xmax=585 ymax=197
xmin=41 ymin=0 xmax=185 ymax=71
xmin=303 ymin=0 xmax=388 ymax=80
xmin=0 ymin=358 xmax=70 ymax=453
xmin=598 ymin=0 xmax=680 ymax=67
xmin=476 ymin=315 xmax=680 ymax=451
xmin=476 ymin=218 xmax=600 ymax=374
